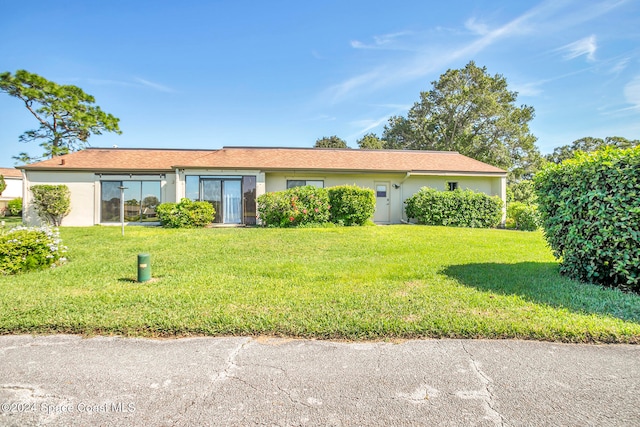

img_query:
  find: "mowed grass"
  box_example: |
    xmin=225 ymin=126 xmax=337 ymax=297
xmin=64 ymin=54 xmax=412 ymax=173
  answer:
xmin=1 ymin=225 xmax=639 ymax=342
xmin=0 ymin=216 xmax=23 ymax=227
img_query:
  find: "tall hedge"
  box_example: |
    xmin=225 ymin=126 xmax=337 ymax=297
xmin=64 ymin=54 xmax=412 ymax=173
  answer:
xmin=405 ymin=187 xmax=503 ymax=228
xmin=30 ymin=185 xmax=71 ymax=226
xmin=327 ymin=185 xmax=375 ymax=226
xmin=534 ymin=146 xmax=640 ymax=292
xmin=257 ymin=186 xmax=330 ymax=227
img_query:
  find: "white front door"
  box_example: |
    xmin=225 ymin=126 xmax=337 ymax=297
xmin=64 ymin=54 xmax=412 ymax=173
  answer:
xmin=373 ymin=182 xmax=390 ymax=223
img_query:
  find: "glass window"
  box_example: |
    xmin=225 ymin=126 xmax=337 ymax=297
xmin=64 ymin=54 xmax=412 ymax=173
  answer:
xmin=123 ymin=185 xmax=141 ymax=222
xmin=101 ymin=181 xmax=161 ymax=223
xmin=243 ymin=176 xmax=257 ymax=225
xmin=101 ymin=181 xmax=122 ymax=223
xmin=306 ymin=180 xmax=324 ymax=188
xmin=447 ymin=182 xmax=459 ymax=191
xmin=185 ymin=176 xmax=199 ymax=201
xmin=202 ymin=179 xmax=222 ymax=223
xmin=376 ymin=185 xmax=387 ymax=198
xmin=223 ymin=180 xmax=242 ymax=224
xmin=287 ymin=180 xmax=324 ymax=189
xmin=141 ymin=181 xmax=161 ymax=222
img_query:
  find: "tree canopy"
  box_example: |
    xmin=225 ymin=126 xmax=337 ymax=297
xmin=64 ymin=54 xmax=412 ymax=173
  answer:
xmin=545 ymin=136 xmax=640 ymax=164
xmin=0 ymin=70 xmax=122 ymax=163
xmin=382 ymin=61 xmax=541 ymax=181
xmin=314 ymin=135 xmax=348 ymax=149
xmin=356 ymin=133 xmax=384 ymax=149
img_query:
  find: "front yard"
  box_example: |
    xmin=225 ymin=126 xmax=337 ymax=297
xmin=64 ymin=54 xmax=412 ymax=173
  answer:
xmin=1 ymin=225 xmax=638 ymax=342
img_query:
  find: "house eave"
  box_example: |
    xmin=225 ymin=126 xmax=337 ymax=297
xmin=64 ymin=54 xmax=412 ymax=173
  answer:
xmin=21 ymin=167 xmax=174 ymax=174
xmin=173 ymin=166 xmax=506 ymax=176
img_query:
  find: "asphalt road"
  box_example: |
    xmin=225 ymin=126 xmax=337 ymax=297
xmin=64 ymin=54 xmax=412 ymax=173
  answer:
xmin=0 ymin=335 xmax=638 ymax=426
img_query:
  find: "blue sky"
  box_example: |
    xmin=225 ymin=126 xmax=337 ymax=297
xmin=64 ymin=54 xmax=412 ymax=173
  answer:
xmin=1 ymin=0 xmax=639 ymax=165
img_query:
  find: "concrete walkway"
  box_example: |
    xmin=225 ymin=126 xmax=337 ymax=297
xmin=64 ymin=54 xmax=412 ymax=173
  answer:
xmin=0 ymin=335 xmax=638 ymax=426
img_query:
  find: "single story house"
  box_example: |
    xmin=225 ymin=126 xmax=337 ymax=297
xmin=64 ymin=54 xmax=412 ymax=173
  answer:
xmin=0 ymin=167 xmax=23 ymax=216
xmin=18 ymin=146 xmax=507 ymax=226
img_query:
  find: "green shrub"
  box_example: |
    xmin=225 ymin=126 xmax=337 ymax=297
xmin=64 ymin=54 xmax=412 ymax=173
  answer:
xmin=156 ymin=198 xmax=215 ymax=228
xmin=257 ymin=186 xmax=330 ymax=227
xmin=507 ymin=180 xmax=537 ymax=204
xmin=405 ymin=187 xmax=503 ymax=228
xmin=7 ymin=198 xmax=22 ymax=216
xmin=327 ymin=185 xmax=375 ymax=226
xmin=506 ymin=202 xmax=539 ymax=231
xmin=0 ymin=226 xmax=67 ymax=274
xmin=534 ymin=146 xmax=640 ymax=292
xmin=30 ymin=185 xmax=71 ymax=226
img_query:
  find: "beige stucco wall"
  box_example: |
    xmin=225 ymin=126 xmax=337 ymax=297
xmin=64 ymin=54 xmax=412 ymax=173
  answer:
xmin=1 ymin=177 xmax=22 ymax=200
xmin=23 ymin=171 xmax=173 ymax=226
xmin=22 ymin=168 xmax=506 ymax=227
xmin=264 ymin=171 xmax=505 ymax=224
xmin=23 ymin=170 xmax=96 ymax=226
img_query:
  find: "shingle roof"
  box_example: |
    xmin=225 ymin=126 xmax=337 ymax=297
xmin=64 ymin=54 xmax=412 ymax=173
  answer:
xmin=19 ymin=149 xmax=213 ymax=172
xmin=0 ymin=167 xmax=22 ymax=178
xmin=20 ymin=147 xmax=506 ymax=175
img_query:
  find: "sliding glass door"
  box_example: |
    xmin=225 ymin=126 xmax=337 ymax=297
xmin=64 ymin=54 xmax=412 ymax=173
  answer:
xmin=202 ymin=179 xmax=222 ymax=223
xmin=201 ymin=178 xmax=242 ymax=224
xmin=223 ymin=180 xmax=242 ymax=224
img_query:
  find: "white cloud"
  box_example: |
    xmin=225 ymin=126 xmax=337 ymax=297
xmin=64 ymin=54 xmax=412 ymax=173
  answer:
xmin=86 ymin=77 xmax=176 ymax=93
xmin=350 ymin=31 xmax=412 ymax=50
xmin=323 ymin=0 xmax=626 ymax=104
xmin=325 ymin=2 xmax=552 ymax=103
xmin=609 ymin=57 xmax=630 ymax=75
xmin=348 ymin=104 xmax=413 ymax=138
xmin=134 ymin=78 xmax=175 ymax=93
xmin=349 ymin=115 xmax=390 ymax=136
xmin=464 ymin=17 xmax=490 ymax=35
xmin=557 ymin=35 xmax=597 ymax=61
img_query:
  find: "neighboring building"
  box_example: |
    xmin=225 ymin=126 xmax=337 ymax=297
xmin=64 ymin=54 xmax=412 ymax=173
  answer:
xmin=18 ymin=147 xmax=507 ymax=226
xmin=0 ymin=167 xmax=23 ymax=216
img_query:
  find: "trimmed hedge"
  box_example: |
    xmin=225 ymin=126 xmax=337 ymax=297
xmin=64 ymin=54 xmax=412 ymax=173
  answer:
xmin=506 ymin=202 xmax=539 ymax=231
xmin=327 ymin=185 xmax=375 ymax=226
xmin=30 ymin=185 xmax=71 ymax=226
xmin=405 ymin=187 xmax=503 ymax=228
xmin=0 ymin=226 xmax=67 ymax=274
xmin=534 ymin=146 xmax=640 ymax=292
xmin=156 ymin=198 xmax=215 ymax=228
xmin=257 ymin=186 xmax=330 ymax=227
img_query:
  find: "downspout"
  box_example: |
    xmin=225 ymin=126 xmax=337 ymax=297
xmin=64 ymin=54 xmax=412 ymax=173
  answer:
xmin=399 ymin=172 xmax=411 ymax=223
xmin=175 ymin=169 xmax=182 ymax=202
xmin=21 ymin=169 xmax=28 ymax=225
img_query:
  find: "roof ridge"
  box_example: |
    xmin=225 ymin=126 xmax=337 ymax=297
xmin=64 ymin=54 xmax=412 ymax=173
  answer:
xmin=84 ymin=147 xmax=218 ymax=152
xmin=220 ymin=146 xmax=460 ymax=154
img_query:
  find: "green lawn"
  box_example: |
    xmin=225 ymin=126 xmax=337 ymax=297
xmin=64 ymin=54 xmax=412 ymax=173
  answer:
xmin=1 ymin=225 xmax=639 ymax=342
xmin=1 ymin=216 xmax=23 ymax=227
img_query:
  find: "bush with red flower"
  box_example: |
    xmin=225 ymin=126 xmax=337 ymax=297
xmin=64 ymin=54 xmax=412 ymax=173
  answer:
xmin=257 ymin=186 xmax=330 ymax=227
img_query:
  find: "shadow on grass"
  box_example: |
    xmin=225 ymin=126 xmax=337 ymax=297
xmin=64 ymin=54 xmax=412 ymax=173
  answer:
xmin=118 ymin=277 xmax=163 ymax=284
xmin=443 ymin=262 xmax=640 ymax=324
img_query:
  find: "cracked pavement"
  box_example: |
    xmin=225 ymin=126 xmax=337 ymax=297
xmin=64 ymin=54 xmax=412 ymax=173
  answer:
xmin=0 ymin=336 xmax=638 ymax=426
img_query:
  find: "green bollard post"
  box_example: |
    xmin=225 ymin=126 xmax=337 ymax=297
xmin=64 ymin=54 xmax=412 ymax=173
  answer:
xmin=138 ymin=253 xmax=151 ymax=282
